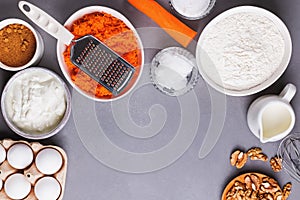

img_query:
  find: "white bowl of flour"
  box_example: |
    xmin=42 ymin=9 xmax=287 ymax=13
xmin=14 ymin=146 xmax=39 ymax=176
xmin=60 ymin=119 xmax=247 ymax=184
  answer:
xmin=196 ymin=6 xmax=292 ymax=96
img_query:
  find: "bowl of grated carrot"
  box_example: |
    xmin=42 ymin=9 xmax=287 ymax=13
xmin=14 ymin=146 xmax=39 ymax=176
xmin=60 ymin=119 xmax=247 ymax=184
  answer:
xmin=57 ymin=6 xmax=144 ymax=102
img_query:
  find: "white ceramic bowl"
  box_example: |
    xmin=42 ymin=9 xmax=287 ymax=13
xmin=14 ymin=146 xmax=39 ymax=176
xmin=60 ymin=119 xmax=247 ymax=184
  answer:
xmin=1 ymin=67 xmax=71 ymax=140
xmin=170 ymin=0 xmax=216 ymax=20
xmin=56 ymin=6 xmax=144 ymax=102
xmin=0 ymin=18 xmax=44 ymax=71
xmin=196 ymin=6 xmax=292 ymax=96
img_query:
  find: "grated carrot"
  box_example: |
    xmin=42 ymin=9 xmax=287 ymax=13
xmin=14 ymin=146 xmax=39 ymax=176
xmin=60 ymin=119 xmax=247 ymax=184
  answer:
xmin=63 ymin=12 xmax=142 ymax=99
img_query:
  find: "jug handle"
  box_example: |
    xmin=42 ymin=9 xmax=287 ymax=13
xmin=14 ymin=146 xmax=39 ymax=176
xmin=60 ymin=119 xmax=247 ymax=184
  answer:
xmin=279 ymin=83 xmax=297 ymax=102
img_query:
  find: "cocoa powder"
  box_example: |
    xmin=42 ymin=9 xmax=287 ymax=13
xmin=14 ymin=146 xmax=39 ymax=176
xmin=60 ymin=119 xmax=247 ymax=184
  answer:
xmin=0 ymin=23 xmax=36 ymax=67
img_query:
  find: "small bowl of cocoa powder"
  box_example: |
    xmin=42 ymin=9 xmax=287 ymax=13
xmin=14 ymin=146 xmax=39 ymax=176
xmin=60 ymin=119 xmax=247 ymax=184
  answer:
xmin=0 ymin=18 xmax=44 ymax=71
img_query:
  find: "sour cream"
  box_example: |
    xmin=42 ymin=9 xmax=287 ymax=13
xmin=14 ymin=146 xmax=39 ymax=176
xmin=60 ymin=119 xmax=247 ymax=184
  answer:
xmin=4 ymin=69 xmax=66 ymax=134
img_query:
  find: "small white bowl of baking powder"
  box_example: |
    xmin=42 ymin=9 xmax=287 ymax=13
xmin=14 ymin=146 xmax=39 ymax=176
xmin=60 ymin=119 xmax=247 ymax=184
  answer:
xmin=1 ymin=67 xmax=71 ymax=139
xmin=150 ymin=47 xmax=199 ymax=96
xmin=196 ymin=6 xmax=292 ymax=96
xmin=170 ymin=0 xmax=216 ymax=20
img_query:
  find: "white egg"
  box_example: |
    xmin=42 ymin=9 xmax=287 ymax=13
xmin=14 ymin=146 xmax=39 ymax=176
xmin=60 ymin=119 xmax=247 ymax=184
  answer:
xmin=0 ymin=144 xmax=6 ymax=163
xmin=35 ymin=148 xmax=63 ymax=175
xmin=34 ymin=177 xmax=61 ymax=200
xmin=7 ymin=143 xmax=33 ymax=169
xmin=4 ymin=173 xmax=31 ymax=199
xmin=0 ymin=179 xmax=3 ymax=191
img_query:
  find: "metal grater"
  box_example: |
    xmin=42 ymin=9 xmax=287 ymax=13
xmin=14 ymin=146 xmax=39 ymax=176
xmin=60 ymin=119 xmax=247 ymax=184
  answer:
xmin=70 ymin=35 xmax=135 ymax=96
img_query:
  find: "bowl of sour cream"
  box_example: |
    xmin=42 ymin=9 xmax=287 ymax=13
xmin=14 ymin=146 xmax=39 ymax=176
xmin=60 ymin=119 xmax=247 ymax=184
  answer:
xmin=1 ymin=67 xmax=71 ymax=139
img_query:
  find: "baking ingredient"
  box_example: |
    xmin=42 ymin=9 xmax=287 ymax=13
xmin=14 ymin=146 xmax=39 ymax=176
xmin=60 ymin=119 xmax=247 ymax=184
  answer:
xmin=36 ymin=148 xmax=63 ymax=175
xmin=224 ymin=173 xmax=285 ymax=200
xmin=5 ymin=69 xmax=66 ymax=133
xmin=230 ymin=147 xmax=272 ymax=169
xmin=226 ymin=149 xmax=292 ymax=199
xmin=4 ymin=173 xmax=31 ymax=199
xmin=34 ymin=177 xmax=61 ymax=200
xmin=0 ymin=144 xmax=6 ymax=163
xmin=201 ymin=13 xmax=285 ymax=90
xmin=154 ymin=49 xmax=194 ymax=91
xmin=171 ymin=0 xmax=210 ymax=18
xmin=128 ymin=0 xmax=197 ymax=47
xmin=7 ymin=143 xmax=33 ymax=169
xmin=63 ymin=12 xmax=141 ymax=99
xmin=270 ymin=156 xmax=283 ymax=172
xmin=230 ymin=150 xmax=247 ymax=169
xmin=262 ymin=103 xmax=292 ymax=140
xmin=0 ymin=179 xmax=2 ymax=191
xmin=0 ymin=139 xmax=67 ymax=199
xmin=247 ymin=147 xmax=268 ymax=161
xmin=282 ymin=183 xmax=292 ymax=200
xmin=0 ymin=23 xmax=36 ymax=67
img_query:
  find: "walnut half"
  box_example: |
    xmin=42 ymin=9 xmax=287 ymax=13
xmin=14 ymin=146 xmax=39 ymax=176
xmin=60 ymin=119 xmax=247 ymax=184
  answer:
xmin=230 ymin=150 xmax=248 ymax=169
xmin=247 ymin=147 xmax=268 ymax=161
xmin=282 ymin=183 xmax=292 ymax=200
xmin=270 ymin=156 xmax=282 ymax=172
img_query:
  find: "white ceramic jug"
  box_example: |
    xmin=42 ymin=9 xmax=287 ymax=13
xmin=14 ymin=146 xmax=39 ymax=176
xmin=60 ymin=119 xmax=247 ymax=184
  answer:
xmin=247 ymin=84 xmax=297 ymax=143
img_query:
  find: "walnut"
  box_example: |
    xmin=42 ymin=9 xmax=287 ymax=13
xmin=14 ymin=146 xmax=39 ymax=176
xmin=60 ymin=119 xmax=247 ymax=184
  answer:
xmin=282 ymin=183 xmax=292 ymax=200
xmin=230 ymin=150 xmax=239 ymax=166
xmin=225 ymin=173 xmax=285 ymax=200
xmin=251 ymin=190 xmax=259 ymax=199
xmin=244 ymin=189 xmax=251 ymax=197
xmin=247 ymin=147 xmax=268 ymax=161
xmin=260 ymin=177 xmax=282 ymax=195
xmin=274 ymin=191 xmax=283 ymax=200
xmin=247 ymin=147 xmax=262 ymax=155
xmin=260 ymin=193 xmax=275 ymax=200
xmin=270 ymin=156 xmax=282 ymax=172
xmin=226 ymin=181 xmax=246 ymax=199
xmin=260 ymin=181 xmax=279 ymax=193
xmin=244 ymin=175 xmax=252 ymax=190
xmin=267 ymin=178 xmax=280 ymax=188
xmin=230 ymin=150 xmax=248 ymax=169
xmin=237 ymin=190 xmax=245 ymax=198
xmin=234 ymin=181 xmax=246 ymax=190
xmin=250 ymin=174 xmax=261 ymax=191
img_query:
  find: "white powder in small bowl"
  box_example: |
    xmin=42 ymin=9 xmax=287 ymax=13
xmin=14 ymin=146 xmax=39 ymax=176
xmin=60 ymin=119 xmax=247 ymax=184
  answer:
xmin=151 ymin=47 xmax=199 ymax=96
xmin=171 ymin=0 xmax=211 ymax=19
xmin=200 ymin=12 xmax=285 ymax=91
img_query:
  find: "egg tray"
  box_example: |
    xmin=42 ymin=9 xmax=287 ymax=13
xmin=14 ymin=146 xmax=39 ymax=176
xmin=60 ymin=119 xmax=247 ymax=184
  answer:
xmin=0 ymin=139 xmax=67 ymax=200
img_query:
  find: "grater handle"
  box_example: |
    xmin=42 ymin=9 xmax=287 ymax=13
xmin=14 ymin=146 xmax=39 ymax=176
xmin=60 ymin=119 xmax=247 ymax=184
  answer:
xmin=18 ymin=1 xmax=74 ymax=45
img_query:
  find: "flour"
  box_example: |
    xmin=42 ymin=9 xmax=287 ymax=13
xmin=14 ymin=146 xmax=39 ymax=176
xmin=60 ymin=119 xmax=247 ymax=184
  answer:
xmin=200 ymin=13 xmax=285 ymax=90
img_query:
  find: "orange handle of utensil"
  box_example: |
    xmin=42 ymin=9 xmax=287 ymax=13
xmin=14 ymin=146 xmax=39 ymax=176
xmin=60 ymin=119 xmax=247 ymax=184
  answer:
xmin=128 ymin=0 xmax=197 ymax=47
